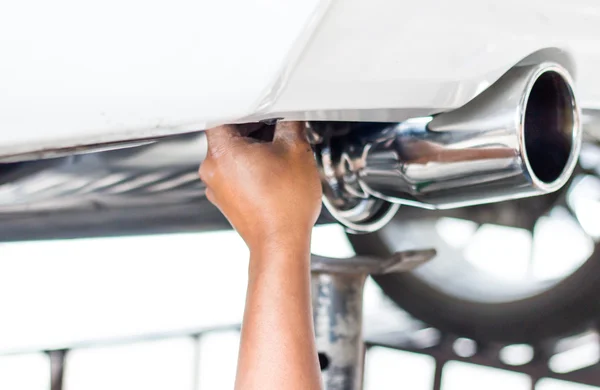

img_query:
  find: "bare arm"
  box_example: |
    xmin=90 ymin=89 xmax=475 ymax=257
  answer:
xmin=199 ymin=122 xmax=323 ymax=390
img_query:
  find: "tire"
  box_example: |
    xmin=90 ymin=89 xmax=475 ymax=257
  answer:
xmin=349 ymin=185 xmax=600 ymax=344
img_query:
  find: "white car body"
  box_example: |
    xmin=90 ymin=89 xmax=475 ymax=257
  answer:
xmin=1 ymin=0 xmax=600 ymax=158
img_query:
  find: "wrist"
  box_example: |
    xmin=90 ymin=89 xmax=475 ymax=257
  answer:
xmin=248 ymin=225 xmax=312 ymax=252
xmin=248 ymin=229 xmax=312 ymax=266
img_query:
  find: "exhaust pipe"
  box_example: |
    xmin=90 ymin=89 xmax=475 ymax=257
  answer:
xmin=314 ymin=62 xmax=581 ymax=233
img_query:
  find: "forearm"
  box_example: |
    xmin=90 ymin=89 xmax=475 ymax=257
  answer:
xmin=200 ymin=122 xmax=323 ymax=389
xmin=235 ymin=238 xmax=322 ymax=390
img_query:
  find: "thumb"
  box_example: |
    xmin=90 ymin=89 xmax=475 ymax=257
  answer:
xmin=205 ymin=125 xmax=242 ymax=157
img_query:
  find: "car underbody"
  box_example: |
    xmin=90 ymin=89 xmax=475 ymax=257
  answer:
xmin=3 ymin=0 xmax=600 ymax=355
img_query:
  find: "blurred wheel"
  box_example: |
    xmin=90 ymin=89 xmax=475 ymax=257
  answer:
xmin=349 ymin=142 xmax=600 ymax=343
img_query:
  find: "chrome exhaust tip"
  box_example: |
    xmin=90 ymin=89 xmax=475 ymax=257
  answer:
xmin=521 ymin=65 xmax=580 ymax=192
xmin=314 ymin=62 xmax=582 ymax=233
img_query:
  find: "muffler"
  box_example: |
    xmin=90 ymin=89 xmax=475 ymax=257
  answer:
xmin=313 ymin=62 xmax=581 ymax=233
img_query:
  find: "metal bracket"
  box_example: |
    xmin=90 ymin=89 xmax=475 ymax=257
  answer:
xmin=311 ymin=249 xmax=436 ymax=275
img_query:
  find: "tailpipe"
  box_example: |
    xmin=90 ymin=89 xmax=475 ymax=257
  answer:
xmin=314 ymin=62 xmax=581 ymax=233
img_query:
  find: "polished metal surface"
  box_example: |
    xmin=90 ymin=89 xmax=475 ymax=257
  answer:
xmin=315 ymin=62 xmax=581 ymax=232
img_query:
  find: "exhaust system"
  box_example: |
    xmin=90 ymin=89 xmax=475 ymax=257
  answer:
xmin=313 ymin=62 xmax=582 ymax=233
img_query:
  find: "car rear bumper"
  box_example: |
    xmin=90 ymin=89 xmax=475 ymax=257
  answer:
xmin=1 ymin=0 xmax=600 ymax=159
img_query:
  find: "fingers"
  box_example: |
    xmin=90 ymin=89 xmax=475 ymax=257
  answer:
xmin=274 ymin=121 xmax=308 ymax=146
xmin=206 ymin=122 xmax=308 ymax=151
xmin=205 ymin=125 xmax=243 ymax=157
xmin=201 ymin=124 xmax=244 ymax=205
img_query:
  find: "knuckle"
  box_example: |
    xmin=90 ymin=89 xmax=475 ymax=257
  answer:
xmin=198 ymin=159 xmax=214 ymax=183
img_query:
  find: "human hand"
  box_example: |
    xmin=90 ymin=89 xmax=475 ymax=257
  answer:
xmin=199 ymin=122 xmax=322 ymax=252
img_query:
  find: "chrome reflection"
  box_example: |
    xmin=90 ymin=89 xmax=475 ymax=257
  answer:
xmin=314 ymin=62 xmax=581 ymax=232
